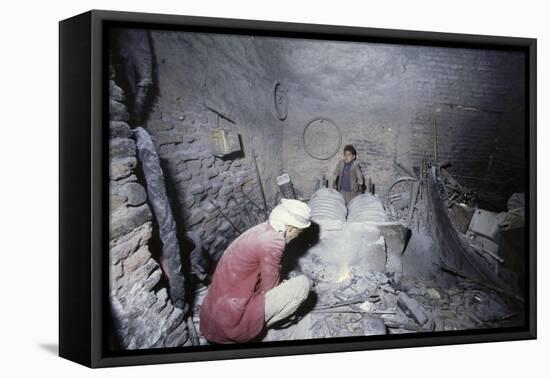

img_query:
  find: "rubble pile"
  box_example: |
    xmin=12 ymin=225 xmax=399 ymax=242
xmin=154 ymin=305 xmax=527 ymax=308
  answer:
xmin=261 ymin=186 xmax=523 ymax=341
xmin=262 ymin=266 xmax=520 ymax=341
xmin=185 ymin=183 xmax=523 ymax=345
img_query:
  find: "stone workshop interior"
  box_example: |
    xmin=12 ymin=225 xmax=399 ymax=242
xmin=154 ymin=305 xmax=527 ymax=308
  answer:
xmin=107 ymin=27 xmax=527 ymax=349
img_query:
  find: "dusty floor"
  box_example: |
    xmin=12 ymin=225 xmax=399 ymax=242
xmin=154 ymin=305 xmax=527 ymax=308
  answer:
xmin=188 ymin=228 xmax=524 ymax=346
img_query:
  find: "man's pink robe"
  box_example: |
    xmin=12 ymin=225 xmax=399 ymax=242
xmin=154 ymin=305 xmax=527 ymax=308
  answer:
xmin=199 ymin=222 xmax=286 ymax=343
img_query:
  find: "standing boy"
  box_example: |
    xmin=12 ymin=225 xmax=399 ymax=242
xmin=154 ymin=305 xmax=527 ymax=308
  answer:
xmin=331 ymin=145 xmax=365 ymax=204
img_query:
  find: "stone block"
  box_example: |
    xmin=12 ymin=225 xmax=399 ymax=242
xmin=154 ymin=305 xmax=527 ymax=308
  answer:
xmin=185 ymin=159 xmax=202 ymax=173
xmin=147 ymin=119 xmax=175 ymax=131
xmin=397 ymin=292 xmax=429 ymax=326
xmin=219 ymin=184 xmax=233 ymax=195
xmin=218 ymin=220 xmax=235 ymax=233
xmin=206 ymin=168 xmax=219 ymax=179
xmin=110 ymin=204 xmax=153 ymax=240
xmin=173 ymin=148 xmax=204 ymax=163
xmin=186 ymin=208 xmax=205 ymax=227
xmin=110 ymin=121 xmax=133 ymax=139
xmin=201 ymin=200 xmax=217 ymax=214
xmin=202 ymin=156 xmax=215 ymax=168
xmin=123 ymin=245 xmax=152 ymax=272
xmin=110 ymin=157 xmax=137 ymax=181
xmin=189 ymin=183 xmax=205 ymax=195
xmin=164 ymin=319 xmax=188 ymax=348
xmin=123 ymin=182 xmax=148 ymax=206
xmin=176 ymin=169 xmax=193 ymax=183
xmin=361 ymin=315 xmax=387 ymax=335
xmin=109 ymin=80 xmax=125 ymax=102
xmin=110 ymin=138 xmax=136 ymax=160
xmin=212 ymin=235 xmax=227 ymax=248
xmin=203 ymin=232 xmax=216 ymax=246
xmin=110 ymin=181 xmax=147 ymax=208
xmin=117 ymin=174 xmax=138 ymax=185
xmin=152 ymin=130 xmax=190 ymax=147
xmin=110 ymin=100 xmax=129 ymax=122
xmin=110 ymin=222 xmax=153 ymax=264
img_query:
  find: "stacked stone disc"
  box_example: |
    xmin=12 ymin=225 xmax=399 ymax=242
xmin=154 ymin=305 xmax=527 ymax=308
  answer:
xmin=347 ymin=194 xmax=387 ymax=223
xmin=309 ymin=188 xmax=347 ymax=224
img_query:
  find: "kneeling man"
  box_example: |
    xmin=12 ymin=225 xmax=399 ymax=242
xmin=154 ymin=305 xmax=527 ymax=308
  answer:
xmin=200 ymin=199 xmax=312 ymax=344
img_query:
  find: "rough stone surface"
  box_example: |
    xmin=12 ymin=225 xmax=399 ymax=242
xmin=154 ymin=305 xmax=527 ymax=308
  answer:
xmin=108 ymin=71 xmax=188 ymax=350
xmin=134 ymin=127 xmax=187 ymax=310
xmin=128 ymin=31 xmax=286 ymax=270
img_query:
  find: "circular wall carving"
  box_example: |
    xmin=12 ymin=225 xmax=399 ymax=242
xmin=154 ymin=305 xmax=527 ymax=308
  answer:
xmin=303 ymin=118 xmax=342 ymax=160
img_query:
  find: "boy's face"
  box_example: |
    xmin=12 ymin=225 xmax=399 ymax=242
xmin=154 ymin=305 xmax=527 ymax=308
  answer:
xmin=344 ymin=151 xmax=355 ymax=162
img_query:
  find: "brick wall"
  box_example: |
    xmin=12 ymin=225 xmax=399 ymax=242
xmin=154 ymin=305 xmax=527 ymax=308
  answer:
xmin=278 ymin=41 xmax=525 ymax=208
xmin=403 ymin=47 xmax=525 ymax=206
xmin=142 ymin=32 xmax=285 ymax=265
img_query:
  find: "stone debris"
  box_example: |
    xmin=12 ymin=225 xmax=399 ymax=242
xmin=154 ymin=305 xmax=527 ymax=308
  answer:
xmin=186 ymin=191 xmax=521 ymax=343
xmin=397 ymin=292 xmax=429 ymax=326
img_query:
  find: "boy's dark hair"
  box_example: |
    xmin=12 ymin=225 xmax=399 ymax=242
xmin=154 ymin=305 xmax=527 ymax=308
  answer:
xmin=343 ymin=145 xmax=357 ymax=157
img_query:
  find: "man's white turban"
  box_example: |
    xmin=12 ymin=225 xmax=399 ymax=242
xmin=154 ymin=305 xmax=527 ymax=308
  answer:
xmin=269 ymin=199 xmax=311 ymax=233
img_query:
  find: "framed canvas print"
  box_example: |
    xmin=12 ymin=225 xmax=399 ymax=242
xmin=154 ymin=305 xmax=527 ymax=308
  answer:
xmin=59 ymin=10 xmax=536 ymax=368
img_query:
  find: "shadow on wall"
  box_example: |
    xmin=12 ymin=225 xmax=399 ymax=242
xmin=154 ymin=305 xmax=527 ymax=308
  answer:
xmin=110 ymin=28 xmax=156 ymax=126
xmin=157 ymin=157 xmax=214 ymax=287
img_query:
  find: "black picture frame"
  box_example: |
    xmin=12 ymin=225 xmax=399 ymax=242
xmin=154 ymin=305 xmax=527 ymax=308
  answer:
xmin=59 ymin=9 xmax=537 ymax=368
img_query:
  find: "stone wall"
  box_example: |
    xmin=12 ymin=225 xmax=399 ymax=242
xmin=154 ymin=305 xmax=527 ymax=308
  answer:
xmin=276 ymin=40 xmax=525 ymax=208
xmin=108 ymin=67 xmax=188 ymax=349
xmin=142 ymin=32 xmax=285 ymax=266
